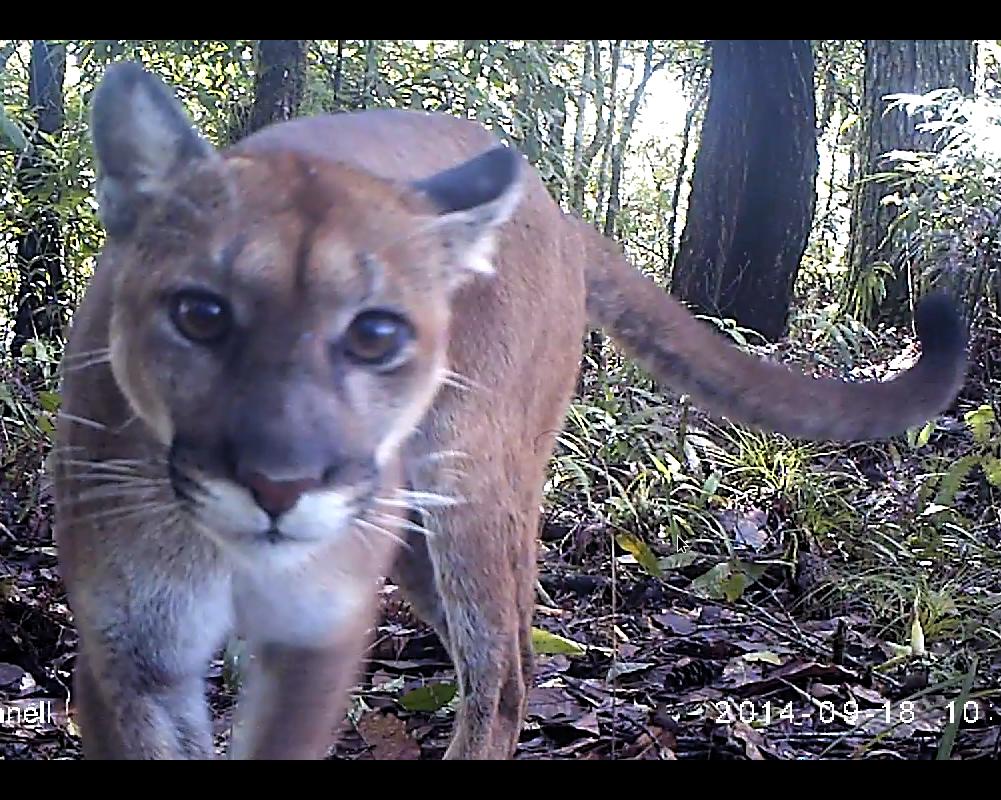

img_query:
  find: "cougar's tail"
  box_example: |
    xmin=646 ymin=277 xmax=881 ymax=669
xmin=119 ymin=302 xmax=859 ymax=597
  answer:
xmin=580 ymin=222 xmax=968 ymax=442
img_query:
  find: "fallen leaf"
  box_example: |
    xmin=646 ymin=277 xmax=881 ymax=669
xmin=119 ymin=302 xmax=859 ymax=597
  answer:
xmin=370 ymin=671 xmax=405 ymax=693
xmin=532 ymin=627 xmax=587 ymax=656
xmin=691 ymin=562 xmax=730 ymax=600
xmin=624 ymin=725 xmax=677 ymax=759
xmin=570 ymin=710 xmax=601 ymax=737
xmin=356 ymin=712 xmax=420 ymax=760
xmin=538 ymin=654 xmax=572 ymax=675
xmin=652 ymin=612 xmax=696 ymax=636
xmin=616 ymin=533 xmax=663 ymax=579
xmin=718 ymin=658 xmax=765 ymax=691
xmin=528 ymin=686 xmax=585 ymax=724
xmin=690 ymin=559 xmax=767 ymax=602
xmin=398 ymin=682 xmax=457 ymax=712
xmin=733 ymin=509 xmax=769 ymax=552
xmin=0 ymin=663 xmax=29 ymax=691
xmin=369 ymin=658 xmax=449 ymax=671
xmin=606 ymin=661 xmax=654 ymax=682
xmin=850 ymin=685 xmax=886 ymax=706
xmin=680 ymin=686 xmax=723 ymax=703
xmin=731 ymin=721 xmax=765 ymax=760
xmin=733 ymin=661 xmax=859 ymax=697
xmin=741 ymin=651 xmax=783 ymax=666
xmin=659 ymin=551 xmax=700 ymax=571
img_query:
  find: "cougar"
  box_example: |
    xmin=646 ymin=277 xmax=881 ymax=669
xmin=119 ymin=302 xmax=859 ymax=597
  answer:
xmin=52 ymin=61 xmax=967 ymax=760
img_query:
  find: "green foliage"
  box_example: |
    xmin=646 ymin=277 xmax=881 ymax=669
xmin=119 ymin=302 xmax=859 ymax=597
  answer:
xmin=2 ymin=38 xmax=998 ymax=707
xmin=923 ymin=404 xmax=1001 ymax=508
xmin=787 ymin=303 xmax=880 ymax=371
xmin=398 ymin=682 xmax=458 ymax=712
xmin=862 ymin=88 xmax=1001 ymax=322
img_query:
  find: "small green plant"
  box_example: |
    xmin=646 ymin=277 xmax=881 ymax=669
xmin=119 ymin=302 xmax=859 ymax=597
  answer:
xmin=917 ymin=404 xmax=1001 ymax=511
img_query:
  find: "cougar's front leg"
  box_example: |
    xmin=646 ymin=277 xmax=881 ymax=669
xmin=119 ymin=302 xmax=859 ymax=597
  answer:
xmin=228 ymin=537 xmax=396 ymax=760
xmin=421 ymin=500 xmax=538 ymax=760
xmin=226 ymin=634 xmax=375 ymax=760
xmin=70 ymin=565 xmax=233 ymax=760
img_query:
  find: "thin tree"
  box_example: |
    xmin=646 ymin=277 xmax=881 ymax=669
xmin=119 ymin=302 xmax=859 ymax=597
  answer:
xmin=11 ymin=40 xmax=67 ymax=360
xmin=247 ymin=40 xmax=307 ymax=135
xmin=570 ymin=42 xmax=614 ymax=215
xmin=666 ymin=65 xmax=709 ymax=271
xmin=847 ymin=40 xmax=974 ymax=326
xmin=604 ymin=41 xmax=669 ymax=238
xmin=227 ymin=40 xmax=306 ymax=143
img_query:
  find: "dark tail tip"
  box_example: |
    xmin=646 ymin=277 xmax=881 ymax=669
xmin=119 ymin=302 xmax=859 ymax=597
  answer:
xmin=914 ymin=292 xmax=967 ymax=363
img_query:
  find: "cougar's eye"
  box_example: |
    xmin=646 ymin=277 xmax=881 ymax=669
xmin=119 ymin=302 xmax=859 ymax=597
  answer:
xmin=343 ymin=309 xmax=413 ymax=367
xmin=169 ymin=290 xmax=231 ymax=344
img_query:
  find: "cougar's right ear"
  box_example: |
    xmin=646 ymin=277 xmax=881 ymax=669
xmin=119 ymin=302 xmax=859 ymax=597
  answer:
xmin=90 ymin=61 xmax=219 ymax=237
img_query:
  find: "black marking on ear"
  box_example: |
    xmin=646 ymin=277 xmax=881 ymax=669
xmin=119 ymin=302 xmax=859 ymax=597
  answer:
xmin=412 ymin=145 xmax=522 ymax=217
xmin=410 ymin=145 xmax=525 ymax=281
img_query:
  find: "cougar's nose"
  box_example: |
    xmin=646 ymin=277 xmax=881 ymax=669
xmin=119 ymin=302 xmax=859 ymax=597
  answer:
xmin=239 ymin=471 xmax=323 ymax=518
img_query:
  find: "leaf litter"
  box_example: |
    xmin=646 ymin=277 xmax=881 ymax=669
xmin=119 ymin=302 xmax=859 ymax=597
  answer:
xmin=2 ymin=360 xmax=1000 ymax=760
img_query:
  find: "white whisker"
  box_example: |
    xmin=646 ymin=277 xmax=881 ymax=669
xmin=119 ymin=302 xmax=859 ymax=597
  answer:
xmin=56 ymin=412 xmax=107 ymax=431
xmin=370 ymin=510 xmax=438 ymax=539
xmin=60 ymin=347 xmax=111 ymax=363
xmin=61 ymin=485 xmax=168 ymax=506
xmin=396 ymin=489 xmax=465 ymax=508
xmin=420 ymin=449 xmax=471 ymax=464
xmin=62 ymin=355 xmax=111 ymax=373
xmin=61 ymin=458 xmax=165 ymax=475
xmin=441 ymin=369 xmax=484 ymax=395
xmin=79 ymin=502 xmax=176 ymax=527
xmin=354 ymin=518 xmax=410 ymax=550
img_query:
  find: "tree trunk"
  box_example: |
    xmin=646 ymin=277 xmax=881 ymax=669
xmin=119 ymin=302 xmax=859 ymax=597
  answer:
xmin=671 ymin=40 xmax=817 ymax=343
xmin=594 ymin=41 xmax=622 ymax=227
xmin=572 ymin=42 xmax=612 ymax=215
xmin=11 ymin=40 xmax=67 ymax=361
xmin=548 ymin=41 xmax=568 ymax=205
xmin=605 ymin=41 xmax=668 ymax=238
xmin=246 ymin=40 xmax=306 ymax=136
xmin=587 ymin=42 xmax=623 ymax=373
xmin=333 ymin=40 xmax=344 ymax=106
xmin=569 ymin=42 xmax=593 ymax=215
xmin=847 ymin=40 xmax=974 ymax=326
xmin=362 ymin=40 xmax=378 ymax=109
xmin=666 ymin=69 xmax=709 ymax=273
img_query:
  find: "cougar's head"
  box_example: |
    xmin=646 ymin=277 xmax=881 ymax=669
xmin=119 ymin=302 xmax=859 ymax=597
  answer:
xmin=87 ymin=62 xmax=523 ymax=556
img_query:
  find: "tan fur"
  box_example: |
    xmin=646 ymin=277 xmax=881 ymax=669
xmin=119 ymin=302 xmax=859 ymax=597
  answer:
xmin=54 ymin=63 xmax=967 ymax=760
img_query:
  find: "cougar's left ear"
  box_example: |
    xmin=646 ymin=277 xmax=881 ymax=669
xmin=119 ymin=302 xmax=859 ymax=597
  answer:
xmin=412 ymin=144 xmax=524 ymax=281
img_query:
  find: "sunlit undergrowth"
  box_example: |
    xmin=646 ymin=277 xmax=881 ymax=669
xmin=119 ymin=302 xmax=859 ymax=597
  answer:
xmin=544 ymin=307 xmax=1001 ymax=680
xmin=0 ymin=340 xmax=63 ymax=522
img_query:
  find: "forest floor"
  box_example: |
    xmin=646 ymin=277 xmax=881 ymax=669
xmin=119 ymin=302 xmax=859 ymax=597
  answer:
xmin=2 ymin=322 xmax=1001 ymax=760
xmin=2 ymin=514 xmax=1000 ymax=761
